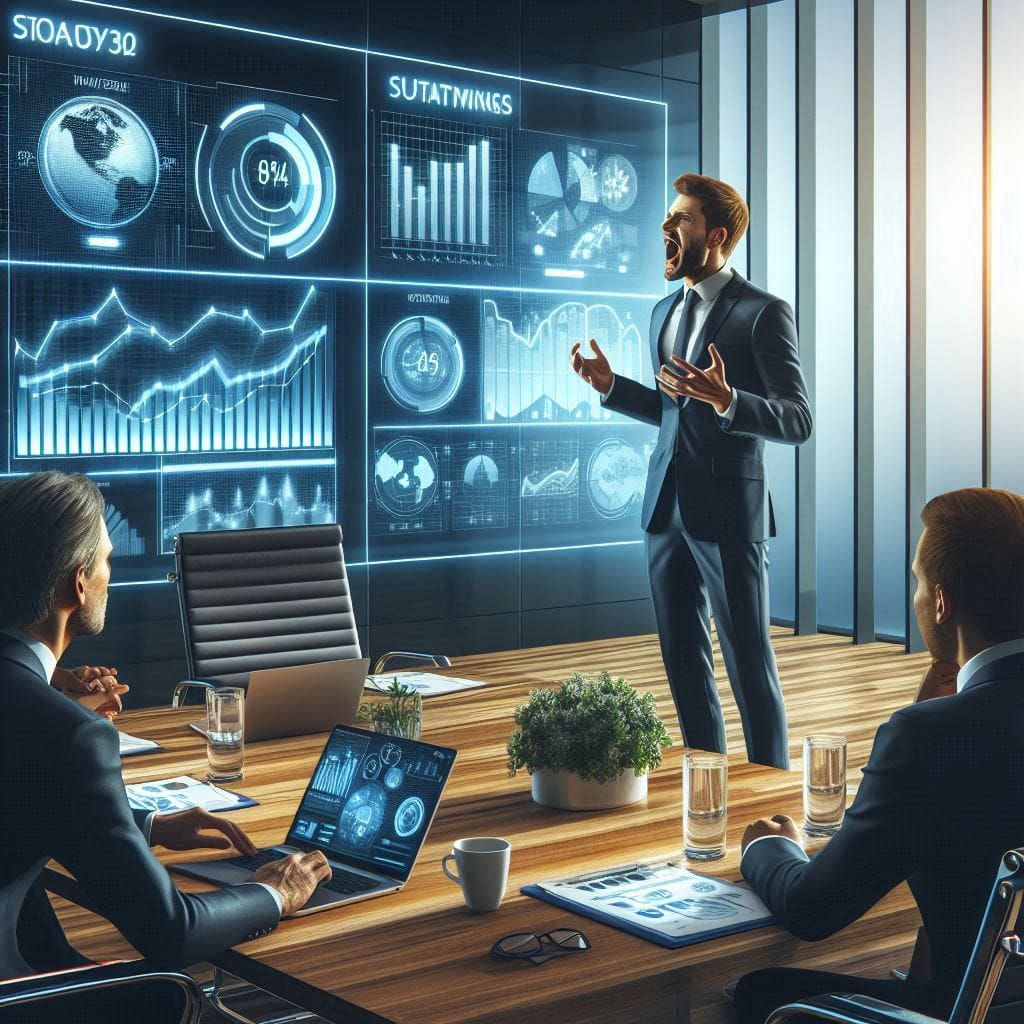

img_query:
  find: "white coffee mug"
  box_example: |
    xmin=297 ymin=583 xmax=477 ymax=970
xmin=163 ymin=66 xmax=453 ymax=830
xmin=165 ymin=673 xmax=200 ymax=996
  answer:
xmin=441 ymin=837 xmax=511 ymax=912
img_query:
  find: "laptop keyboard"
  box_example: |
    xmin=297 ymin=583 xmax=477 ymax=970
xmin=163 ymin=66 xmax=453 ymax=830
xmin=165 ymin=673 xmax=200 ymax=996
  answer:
xmin=227 ymin=850 xmax=379 ymax=897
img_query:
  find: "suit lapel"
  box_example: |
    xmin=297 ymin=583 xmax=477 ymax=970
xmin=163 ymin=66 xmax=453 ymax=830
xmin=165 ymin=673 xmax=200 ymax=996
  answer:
xmin=960 ymin=652 xmax=1024 ymax=691
xmin=688 ymin=270 xmax=746 ymax=369
xmin=650 ymin=288 xmax=684 ymax=375
xmin=0 ymin=636 xmax=49 ymax=682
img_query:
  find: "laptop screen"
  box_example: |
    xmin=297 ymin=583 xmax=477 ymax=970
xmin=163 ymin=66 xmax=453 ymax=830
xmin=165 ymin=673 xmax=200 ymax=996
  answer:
xmin=287 ymin=724 xmax=457 ymax=882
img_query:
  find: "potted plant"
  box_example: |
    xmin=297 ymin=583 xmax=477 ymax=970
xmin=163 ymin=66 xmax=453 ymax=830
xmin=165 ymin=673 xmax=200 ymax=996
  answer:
xmin=359 ymin=677 xmax=423 ymax=739
xmin=507 ymin=671 xmax=672 ymax=810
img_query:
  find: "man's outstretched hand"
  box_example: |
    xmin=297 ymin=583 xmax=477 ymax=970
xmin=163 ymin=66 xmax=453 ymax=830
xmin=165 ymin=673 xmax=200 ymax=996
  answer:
xmin=150 ymin=807 xmax=258 ymax=856
xmin=657 ymin=343 xmax=733 ymax=414
xmin=570 ymin=339 xmax=613 ymax=394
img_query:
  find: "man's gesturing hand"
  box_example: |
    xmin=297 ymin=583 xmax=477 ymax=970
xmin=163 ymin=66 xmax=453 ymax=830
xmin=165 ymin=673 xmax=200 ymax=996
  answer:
xmin=657 ymin=342 xmax=733 ymax=414
xmin=251 ymin=851 xmax=332 ymax=917
xmin=914 ymin=661 xmax=959 ymax=703
xmin=570 ymin=339 xmax=613 ymax=394
xmin=150 ymin=807 xmax=258 ymax=856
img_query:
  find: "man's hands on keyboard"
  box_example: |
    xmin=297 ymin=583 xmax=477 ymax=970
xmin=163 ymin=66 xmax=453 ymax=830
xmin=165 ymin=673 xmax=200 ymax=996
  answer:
xmin=251 ymin=850 xmax=332 ymax=916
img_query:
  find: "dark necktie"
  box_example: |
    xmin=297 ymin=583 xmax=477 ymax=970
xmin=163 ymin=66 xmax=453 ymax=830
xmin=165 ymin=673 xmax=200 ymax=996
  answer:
xmin=670 ymin=287 xmax=700 ymax=364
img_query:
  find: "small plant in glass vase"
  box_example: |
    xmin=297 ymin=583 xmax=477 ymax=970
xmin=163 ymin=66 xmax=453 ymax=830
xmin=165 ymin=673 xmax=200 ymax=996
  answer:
xmin=359 ymin=677 xmax=423 ymax=740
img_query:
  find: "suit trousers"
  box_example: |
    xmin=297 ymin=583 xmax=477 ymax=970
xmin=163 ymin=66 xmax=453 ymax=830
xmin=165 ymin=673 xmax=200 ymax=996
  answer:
xmin=645 ymin=472 xmax=790 ymax=768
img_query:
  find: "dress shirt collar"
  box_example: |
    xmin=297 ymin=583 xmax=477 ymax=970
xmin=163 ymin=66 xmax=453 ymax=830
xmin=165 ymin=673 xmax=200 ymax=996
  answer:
xmin=689 ymin=264 xmax=734 ymax=305
xmin=0 ymin=628 xmax=57 ymax=683
xmin=957 ymin=637 xmax=1024 ymax=693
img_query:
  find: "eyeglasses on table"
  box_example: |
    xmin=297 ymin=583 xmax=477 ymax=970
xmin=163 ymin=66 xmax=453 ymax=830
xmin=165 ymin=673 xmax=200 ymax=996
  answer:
xmin=491 ymin=928 xmax=591 ymax=965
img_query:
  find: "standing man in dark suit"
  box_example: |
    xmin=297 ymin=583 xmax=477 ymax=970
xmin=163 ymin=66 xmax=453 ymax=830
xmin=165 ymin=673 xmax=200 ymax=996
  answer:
xmin=735 ymin=488 xmax=1024 ymax=1022
xmin=570 ymin=173 xmax=811 ymax=768
xmin=0 ymin=471 xmax=332 ymax=980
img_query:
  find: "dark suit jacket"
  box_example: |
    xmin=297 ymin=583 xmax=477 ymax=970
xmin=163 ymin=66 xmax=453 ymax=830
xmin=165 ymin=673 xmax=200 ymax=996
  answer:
xmin=602 ymin=271 xmax=811 ymax=541
xmin=742 ymin=652 xmax=1024 ymax=1012
xmin=0 ymin=635 xmax=279 ymax=980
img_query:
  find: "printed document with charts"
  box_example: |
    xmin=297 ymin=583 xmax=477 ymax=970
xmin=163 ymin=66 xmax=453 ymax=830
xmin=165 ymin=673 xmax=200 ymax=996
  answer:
xmin=523 ymin=859 xmax=773 ymax=948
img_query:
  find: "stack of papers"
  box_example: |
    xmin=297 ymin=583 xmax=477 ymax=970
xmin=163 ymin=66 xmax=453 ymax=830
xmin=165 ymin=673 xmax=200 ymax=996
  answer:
xmin=524 ymin=860 xmax=773 ymax=948
xmin=364 ymin=672 xmax=486 ymax=697
xmin=118 ymin=731 xmax=164 ymax=757
xmin=124 ymin=776 xmax=257 ymax=814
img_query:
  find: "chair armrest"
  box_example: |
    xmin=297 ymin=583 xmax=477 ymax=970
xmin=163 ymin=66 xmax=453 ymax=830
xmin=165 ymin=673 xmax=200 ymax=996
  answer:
xmin=171 ymin=680 xmax=214 ymax=709
xmin=767 ymin=994 xmax=944 ymax=1024
xmin=372 ymin=651 xmax=452 ymax=673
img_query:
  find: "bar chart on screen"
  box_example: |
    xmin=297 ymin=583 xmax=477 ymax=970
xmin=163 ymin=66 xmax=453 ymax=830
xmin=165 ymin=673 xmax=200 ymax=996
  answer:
xmin=376 ymin=110 xmax=509 ymax=266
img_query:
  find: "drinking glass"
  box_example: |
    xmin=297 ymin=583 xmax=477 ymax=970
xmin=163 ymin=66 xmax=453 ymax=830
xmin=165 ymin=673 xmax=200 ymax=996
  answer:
xmin=683 ymin=753 xmax=728 ymax=860
xmin=803 ymin=734 xmax=847 ymax=836
xmin=206 ymin=687 xmax=245 ymax=782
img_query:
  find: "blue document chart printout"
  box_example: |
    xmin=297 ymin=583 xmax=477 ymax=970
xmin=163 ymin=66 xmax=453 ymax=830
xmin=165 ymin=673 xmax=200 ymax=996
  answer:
xmin=523 ymin=860 xmax=774 ymax=949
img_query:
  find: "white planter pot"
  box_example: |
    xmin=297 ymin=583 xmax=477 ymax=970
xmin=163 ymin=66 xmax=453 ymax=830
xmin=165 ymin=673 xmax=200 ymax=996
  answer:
xmin=530 ymin=767 xmax=648 ymax=810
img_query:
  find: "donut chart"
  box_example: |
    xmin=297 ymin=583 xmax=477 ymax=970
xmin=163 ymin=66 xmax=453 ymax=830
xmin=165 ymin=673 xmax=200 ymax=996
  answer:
xmin=196 ymin=101 xmax=336 ymax=260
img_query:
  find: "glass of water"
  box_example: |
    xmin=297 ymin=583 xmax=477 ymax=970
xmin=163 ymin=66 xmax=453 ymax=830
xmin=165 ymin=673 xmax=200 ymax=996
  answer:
xmin=683 ymin=753 xmax=728 ymax=860
xmin=803 ymin=734 xmax=847 ymax=836
xmin=206 ymin=687 xmax=245 ymax=782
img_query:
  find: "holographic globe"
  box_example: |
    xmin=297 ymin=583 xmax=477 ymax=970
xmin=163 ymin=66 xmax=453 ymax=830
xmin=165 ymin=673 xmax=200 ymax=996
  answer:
xmin=37 ymin=96 xmax=159 ymax=228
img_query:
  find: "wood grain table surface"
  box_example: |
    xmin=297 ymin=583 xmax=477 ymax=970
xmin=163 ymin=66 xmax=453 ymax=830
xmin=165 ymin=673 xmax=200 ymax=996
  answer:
xmin=54 ymin=630 xmax=929 ymax=1024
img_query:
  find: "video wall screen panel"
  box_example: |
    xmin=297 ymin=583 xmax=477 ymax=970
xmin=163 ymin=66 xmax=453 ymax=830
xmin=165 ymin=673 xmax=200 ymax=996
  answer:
xmin=1 ymin=4 xmax=666 ymax=583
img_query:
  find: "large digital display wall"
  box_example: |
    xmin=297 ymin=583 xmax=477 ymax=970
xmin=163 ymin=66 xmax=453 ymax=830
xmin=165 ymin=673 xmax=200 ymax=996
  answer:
xmin=0 ymin=3 xmax=667 ymax=586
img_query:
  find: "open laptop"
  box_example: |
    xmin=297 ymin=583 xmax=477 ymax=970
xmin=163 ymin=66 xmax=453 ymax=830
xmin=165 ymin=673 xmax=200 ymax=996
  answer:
xmin=188 ymin=659 xmax=370 ymax=742
xmin=173 ymin=724 xmax=457 ymax=915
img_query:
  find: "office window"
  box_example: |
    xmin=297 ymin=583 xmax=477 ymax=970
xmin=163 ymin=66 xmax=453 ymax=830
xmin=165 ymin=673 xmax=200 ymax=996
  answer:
xmin=813 ymin=0 xmax=855 ymax=632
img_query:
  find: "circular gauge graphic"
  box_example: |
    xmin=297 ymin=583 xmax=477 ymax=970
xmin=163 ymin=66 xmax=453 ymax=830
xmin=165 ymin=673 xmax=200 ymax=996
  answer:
xmin=527 ymin=149 xmax=598 ymax=239
xmin=598 ymin=154 xmax=638 ymax=213
xmin=393 ymin=796 xmax=426 ymax=838
xmin=384 ymin=766 xmax=405 ymax=790
xmin=587 ymin=438 xmax=645 ymax=519
xmin=373 ymin=438 xmax=439 ymax=519
xmin=339 ymin=784 xmax=386 ymax=846
xmin=196 ymin=102 xmax=336 ymax=260
xmin=37 ymin=96 xmax=159 ymax=228
xmin=381 ymin=316 xmax=464 ymax=413
xmin=362 ymin=754 xmax=382 ymax=781
xmin=380 ymin=742 xmax=402 ymax=767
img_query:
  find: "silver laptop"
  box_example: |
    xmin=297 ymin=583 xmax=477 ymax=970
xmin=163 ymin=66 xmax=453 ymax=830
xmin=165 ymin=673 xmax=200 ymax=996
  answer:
xmin=188 ymin=659 xmax=369 ymax=742
xmin=172 ymin=724 xmax=457 ymax=915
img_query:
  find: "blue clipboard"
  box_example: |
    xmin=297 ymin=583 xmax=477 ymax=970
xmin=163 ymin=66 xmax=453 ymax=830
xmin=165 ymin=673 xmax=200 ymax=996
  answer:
xmin=521 ymin=869 xmax=775 ymax=950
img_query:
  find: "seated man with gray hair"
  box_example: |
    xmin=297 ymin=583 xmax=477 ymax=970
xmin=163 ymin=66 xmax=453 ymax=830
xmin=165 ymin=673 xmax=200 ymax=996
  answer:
xmin=0 ymin=471 xmax=331 ymax=979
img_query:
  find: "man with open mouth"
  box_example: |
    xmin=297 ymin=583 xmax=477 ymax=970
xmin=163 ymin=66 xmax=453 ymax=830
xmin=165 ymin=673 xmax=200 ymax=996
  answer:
xmin=570 ymin=173 xmax=812 ymax=769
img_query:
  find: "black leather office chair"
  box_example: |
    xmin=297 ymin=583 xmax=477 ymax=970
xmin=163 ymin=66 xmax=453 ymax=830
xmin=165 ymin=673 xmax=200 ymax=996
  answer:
xmin=765 ymin=848 xmax=1024 ymax=1024
xmin=0 ymin=961 xmax=203 ymax=1024
xmin=169 ymin=524 xmax=449 ymax=707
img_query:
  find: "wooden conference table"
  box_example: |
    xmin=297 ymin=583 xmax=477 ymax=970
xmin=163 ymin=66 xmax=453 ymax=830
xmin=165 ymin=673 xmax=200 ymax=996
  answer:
xmin=54 ymin=676 xmax=921 ymax=1024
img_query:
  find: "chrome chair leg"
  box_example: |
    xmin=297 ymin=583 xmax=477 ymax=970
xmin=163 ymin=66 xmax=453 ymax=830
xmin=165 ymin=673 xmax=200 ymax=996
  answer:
xmin=200 ymin=967 xmax=320 ymax=1024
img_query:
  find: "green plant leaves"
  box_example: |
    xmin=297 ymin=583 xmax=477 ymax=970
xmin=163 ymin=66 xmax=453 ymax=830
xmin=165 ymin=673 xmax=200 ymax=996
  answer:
xmin=507 ymin=671 xmax=672 ymax=784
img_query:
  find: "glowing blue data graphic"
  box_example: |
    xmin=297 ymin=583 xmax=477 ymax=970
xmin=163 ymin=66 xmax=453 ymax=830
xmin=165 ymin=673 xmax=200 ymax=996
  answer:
xmin=13 ymin=286 xmax=331 ymax=458
xmin=586 ymin=437 xmax=645 ymax=519
xmin=393 ymin=796 xmax=425 ymax=838
xmin=339 ymin=784 xmax=386 ymax=847
xmin=104 ymin=503 xmax=147 ymax=558
xmin=380 ymin=316 xmax=465 ymax=413
xmin=378 ymin=111 xmax=508 ymax=265
xmin=482 ymin=299 xmax=644 ymax=421
xmin=524 ymin=143 xmax=639 ymax=278
xmin=453 ymin=439 xmax=511 ymax=530
xmin=161 ymin=465 xmax=335 ymax=552
xmin=598 ymin=154 xmax=638 ymax=213
xmin=520 ymin=440 xmax=579 ymax=526
xmin=374 ymin=437 xmax=439 ymax=519
xmin=196 ymin=102 xmax=337 ymax=260
xmin=308 ymin=750 xmax=358 ymax=812
xmin=37 ymin=96 xmax=159 ymax=229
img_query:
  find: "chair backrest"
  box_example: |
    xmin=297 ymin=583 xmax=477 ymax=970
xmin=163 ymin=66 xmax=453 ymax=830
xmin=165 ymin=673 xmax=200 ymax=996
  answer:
xmin=949 ymin=848 xmax=1024 ymax=1024
xmin=173 ymin=524 xmax=362 ymax=688
xmin=0 ymin=962 xmax=201 ymax=1024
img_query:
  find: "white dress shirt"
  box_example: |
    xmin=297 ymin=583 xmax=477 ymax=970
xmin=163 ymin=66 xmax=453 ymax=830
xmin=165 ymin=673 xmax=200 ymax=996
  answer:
xmin=605 ymin=264 xmax=738 ymax=422
xmin=0 ymin=628 xmax=283 ymax=915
